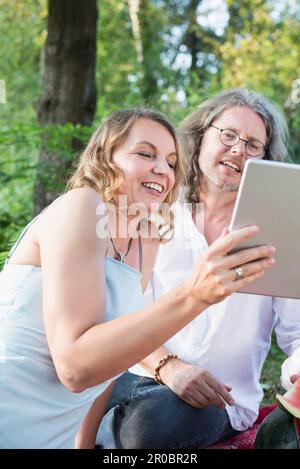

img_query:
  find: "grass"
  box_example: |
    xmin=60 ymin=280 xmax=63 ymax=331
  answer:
xmin=260 ymin=332 xmax=286 ymax=406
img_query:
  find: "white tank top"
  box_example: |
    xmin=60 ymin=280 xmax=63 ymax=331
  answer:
xmin=0 ymin=218 xmax=144 ymax=448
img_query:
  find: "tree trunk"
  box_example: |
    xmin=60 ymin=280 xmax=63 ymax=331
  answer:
xmin=138 ymin=0 xmax=159 ymax=100
xmin=185 ymin=0 xmax=201 ymax=72
xmin=34 ymin=0 xmax=97 ymax=214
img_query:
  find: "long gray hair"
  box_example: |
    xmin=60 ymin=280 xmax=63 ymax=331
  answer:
xmin=179 ymin=88 xmax=289 ymax=204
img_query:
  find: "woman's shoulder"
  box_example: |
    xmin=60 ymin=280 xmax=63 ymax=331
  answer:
xmin=57 ymin=187 xmax=104 ymax=209
xmin=36 ymin=188 xmax=107 ymax=242
xmin=42 ymin=188 xmax=105 ymax=221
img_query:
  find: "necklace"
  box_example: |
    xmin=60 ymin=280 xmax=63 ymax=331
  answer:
xmin=109 ymin=235 xmax=133 ymax=263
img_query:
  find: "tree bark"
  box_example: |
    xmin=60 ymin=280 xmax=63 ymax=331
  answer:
xmin=184 ymin=0 xmax=201 ymax=72
xmin=138 ymin=0 xmax=159 ymax=100
xmin=34 ymin=0 xmax=97 ymax=214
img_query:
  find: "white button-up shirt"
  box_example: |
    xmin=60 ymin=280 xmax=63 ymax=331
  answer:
xmin=130 ymin=202 xmax=300 ymax=431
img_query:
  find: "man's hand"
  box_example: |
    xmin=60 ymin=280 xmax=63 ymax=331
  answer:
xmin=160 ymin=360 xmax=234 ymax=409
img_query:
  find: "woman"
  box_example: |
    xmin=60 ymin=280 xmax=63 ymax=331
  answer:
xmin=0 ymin=108 xmax=274 ymax=448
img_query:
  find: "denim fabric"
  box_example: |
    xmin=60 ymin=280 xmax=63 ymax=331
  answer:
xmin=96 ymin=371 xmax=238 ymax=449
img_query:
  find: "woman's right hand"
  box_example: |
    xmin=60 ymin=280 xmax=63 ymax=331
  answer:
xmin=185 ymin=225 xmax=275 ymax=307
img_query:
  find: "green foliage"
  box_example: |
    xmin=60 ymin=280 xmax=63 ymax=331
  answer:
xmin=0 ymin=121 xmax=94 ymax=255
xmin=0 ymin=0 xmax=47 ymax=254
xmin=0 ymin=0 xmax=46 ymax=123
xmin=0 ymin=120 xmax=38 ymax=255
xmin=96 ymin=0 xmax=138 ymax=115
xmin=261 ymin=332 xmax=286 ymax=406
xmin=218 ymin=4 xmax=300 ymax=107
xmin=0 ymin=226 xmax=23 ymax=271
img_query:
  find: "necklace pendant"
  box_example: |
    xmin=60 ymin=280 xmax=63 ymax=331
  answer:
xmin=109 ymin=233 xmax=132 ymax=264
xmin=119 ymin=253 xmax=126 ymax=263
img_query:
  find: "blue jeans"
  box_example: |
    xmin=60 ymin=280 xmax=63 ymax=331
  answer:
xmin=96 ymin=371 xmax=238 ymax=449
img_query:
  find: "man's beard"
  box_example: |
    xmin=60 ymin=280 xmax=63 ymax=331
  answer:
xmin=217 ymin=181 xmax=239 ymax=192
xmin=201 ymin=173 xmax=240 ymax=193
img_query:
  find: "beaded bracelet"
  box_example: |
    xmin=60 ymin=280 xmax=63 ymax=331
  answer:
xmin=154 ymin=353 xmax=178 ymax=385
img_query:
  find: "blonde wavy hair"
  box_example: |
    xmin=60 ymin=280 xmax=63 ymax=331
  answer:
xmin=67 ymin=108 xmax=185 ymax=241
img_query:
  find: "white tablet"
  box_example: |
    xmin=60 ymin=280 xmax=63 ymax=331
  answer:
xmin=229 ymin=159 xmax=300 ymax=298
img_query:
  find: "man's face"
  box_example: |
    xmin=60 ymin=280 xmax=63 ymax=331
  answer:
xmin=198 ymin=106 xmax=267 ymax=193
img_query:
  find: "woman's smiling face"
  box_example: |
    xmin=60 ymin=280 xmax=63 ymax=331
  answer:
xmin=112 ymin=118 xmax=177 ymax=208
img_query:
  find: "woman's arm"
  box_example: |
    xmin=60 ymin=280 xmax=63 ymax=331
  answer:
xmin=38 ymin=189 xmax=274 ymax=392
xmin=75 ymin=382 xmax=115 ymax=449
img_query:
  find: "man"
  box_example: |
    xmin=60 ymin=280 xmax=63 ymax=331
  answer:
xmin=97 ymin=89 xmax=300 ymax=449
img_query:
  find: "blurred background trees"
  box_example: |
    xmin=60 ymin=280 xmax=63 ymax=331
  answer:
xmin=0 ymin=0 xmax=299 ymax=398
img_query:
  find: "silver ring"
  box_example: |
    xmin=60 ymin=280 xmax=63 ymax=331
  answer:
xmin=235 ymin=266 xmax=245 ymax=281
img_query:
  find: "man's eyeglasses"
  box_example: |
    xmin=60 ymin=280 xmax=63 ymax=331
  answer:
xmin=210 ymin=124 xmax=266 ymax=158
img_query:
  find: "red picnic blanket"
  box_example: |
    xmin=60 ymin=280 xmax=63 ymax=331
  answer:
xmin=207 ymin=405 xmax=276 ymax=449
